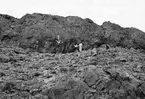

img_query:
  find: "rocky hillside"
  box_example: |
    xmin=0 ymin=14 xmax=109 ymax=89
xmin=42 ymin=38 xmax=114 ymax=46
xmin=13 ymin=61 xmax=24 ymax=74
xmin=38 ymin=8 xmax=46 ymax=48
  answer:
xmin=0 ymin=13 xmax=145 ymax=53
xmin=1 ymin=43 xmax=145 ymax=99
xmin=0 ymin=13 xmax=145 ymax=99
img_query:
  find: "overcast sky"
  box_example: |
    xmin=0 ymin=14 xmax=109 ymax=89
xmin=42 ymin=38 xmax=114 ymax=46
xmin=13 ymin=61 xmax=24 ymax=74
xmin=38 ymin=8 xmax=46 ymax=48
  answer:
xmin=0 ymin=0 xmax=145 ymax=31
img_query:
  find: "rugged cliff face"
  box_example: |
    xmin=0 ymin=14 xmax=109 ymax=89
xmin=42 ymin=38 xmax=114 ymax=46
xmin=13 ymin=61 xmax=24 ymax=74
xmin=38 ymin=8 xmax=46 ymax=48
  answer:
xmin=0 ymin=13 xmax=145 ymax=53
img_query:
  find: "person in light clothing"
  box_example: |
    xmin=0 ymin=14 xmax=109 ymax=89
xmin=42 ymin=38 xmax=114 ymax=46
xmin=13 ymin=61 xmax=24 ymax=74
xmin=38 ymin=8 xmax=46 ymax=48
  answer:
xmin=56 ymin=35 xmax=61 ymax=44
xmin=79 ymin=43 xmax=83 ymax=52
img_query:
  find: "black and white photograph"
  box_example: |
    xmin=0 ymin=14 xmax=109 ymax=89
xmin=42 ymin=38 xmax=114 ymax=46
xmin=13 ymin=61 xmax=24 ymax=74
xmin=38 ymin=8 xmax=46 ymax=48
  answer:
xmin=0 ymin=0 xmax=145 ymax=98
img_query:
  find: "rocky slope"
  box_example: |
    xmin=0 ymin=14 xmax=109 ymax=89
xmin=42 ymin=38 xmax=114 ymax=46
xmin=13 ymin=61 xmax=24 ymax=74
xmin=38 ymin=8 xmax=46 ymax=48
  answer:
xmin=1 ymin=43 xmax=145 ymax=99
xmin=1 ymin=13 xmax=145 ymax=99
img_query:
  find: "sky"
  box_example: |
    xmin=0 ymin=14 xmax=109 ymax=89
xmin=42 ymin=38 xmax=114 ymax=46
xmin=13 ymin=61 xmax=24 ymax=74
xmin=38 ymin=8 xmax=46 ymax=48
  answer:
xmin=0 ymin=0 xmax=145 ymax=31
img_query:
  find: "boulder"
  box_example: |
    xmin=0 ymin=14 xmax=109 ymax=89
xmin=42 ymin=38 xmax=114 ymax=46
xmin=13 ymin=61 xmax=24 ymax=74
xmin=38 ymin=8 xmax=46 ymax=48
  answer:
xmin=45 ymin=78 xmax=87 ymax=99
xmin=84 ymin=68 xmax=99 ymax=87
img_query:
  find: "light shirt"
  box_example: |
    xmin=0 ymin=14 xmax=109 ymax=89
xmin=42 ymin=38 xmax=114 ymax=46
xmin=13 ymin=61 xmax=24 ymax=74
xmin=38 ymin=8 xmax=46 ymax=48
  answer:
xmin=79 ymin=43 xmax=83 ymax=52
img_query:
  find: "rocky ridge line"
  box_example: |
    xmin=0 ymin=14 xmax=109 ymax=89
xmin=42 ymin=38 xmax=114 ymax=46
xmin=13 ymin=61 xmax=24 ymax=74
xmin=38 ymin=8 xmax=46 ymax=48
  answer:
xmin=0 ymin=13 xmax=145 ymax=53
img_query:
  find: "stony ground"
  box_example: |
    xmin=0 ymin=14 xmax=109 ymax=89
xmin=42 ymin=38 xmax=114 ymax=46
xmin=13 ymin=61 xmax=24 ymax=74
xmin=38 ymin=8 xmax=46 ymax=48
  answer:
xmin=0 ymin=44 xmax=145 ymax=99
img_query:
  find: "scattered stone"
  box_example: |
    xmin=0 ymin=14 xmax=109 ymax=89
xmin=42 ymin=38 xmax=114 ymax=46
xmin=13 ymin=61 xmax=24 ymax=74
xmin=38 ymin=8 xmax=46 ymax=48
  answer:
xmin=84 ymin=68 xmax=99 ymax=87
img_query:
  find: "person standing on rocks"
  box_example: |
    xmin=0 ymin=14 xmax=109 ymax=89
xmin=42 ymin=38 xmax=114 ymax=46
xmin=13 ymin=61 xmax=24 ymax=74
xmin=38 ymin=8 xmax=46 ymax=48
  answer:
xmin=74 ymin=42 xmax=83 ymax=52
xmin=56 ymin=35 xmax=63 ymax=53
xmin=35 ymin=40 xmax=45 ymax=52
xmin=56 ymin=35 xmax=61 ymax=44
xmin=74 ymin=44 xmax=78 ymax=51
xmin=79 ymin=43 xmax=83 ymax=52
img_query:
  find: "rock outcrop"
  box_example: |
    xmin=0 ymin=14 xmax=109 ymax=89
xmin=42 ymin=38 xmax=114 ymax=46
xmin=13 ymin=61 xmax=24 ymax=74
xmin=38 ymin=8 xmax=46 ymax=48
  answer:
xmin=102 ymin=21 xmax=145 ymax=49
xmin=0 ymin=13 xmax=145 ymax=53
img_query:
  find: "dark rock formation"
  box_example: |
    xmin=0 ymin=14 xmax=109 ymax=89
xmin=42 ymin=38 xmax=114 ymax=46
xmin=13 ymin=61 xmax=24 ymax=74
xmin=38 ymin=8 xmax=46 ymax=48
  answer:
xmin=0 ymin=14 xmax=20 ymax=44
xmin=0 ymin=13 xmax=145 ymax=53
xmin=102 ymin=21 xmax=145 ymax=49
xmin=17 ymin=13 xmax=101 ymax=53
